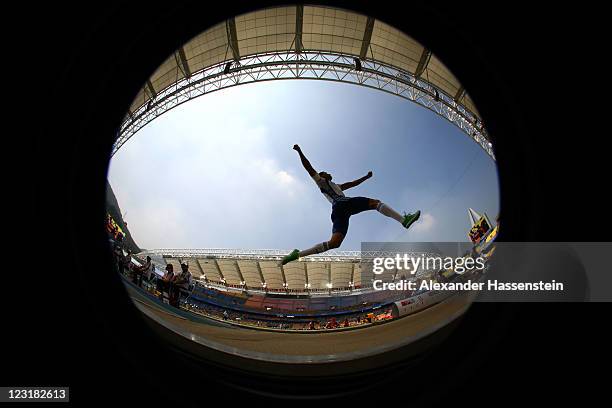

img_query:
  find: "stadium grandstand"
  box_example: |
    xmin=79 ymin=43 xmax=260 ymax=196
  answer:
xmin=116 ymin=246 xmax=483 ymax=331
xmin=145 ymin=248 xmax=438 ymax=293
xmin=108 ymin=206 xmax=493 ymax=359
xmin=116 ymin=244 xmax=486 ymax=363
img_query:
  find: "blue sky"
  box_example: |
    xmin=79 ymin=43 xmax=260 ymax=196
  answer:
xmin=108 ymin=80 xmax=499 ymax=250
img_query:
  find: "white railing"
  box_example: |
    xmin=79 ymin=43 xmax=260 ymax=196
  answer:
xmin=114 ymin=50 xmax=493 ymax=160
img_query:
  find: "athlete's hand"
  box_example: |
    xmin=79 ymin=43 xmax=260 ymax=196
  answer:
xmin=367 ymin=171 xmax=373 ymax=178
xmin=293 ymin=144 xmax=301 ymax=152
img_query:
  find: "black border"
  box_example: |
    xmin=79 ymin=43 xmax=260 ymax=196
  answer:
xmin=11 ymin=0 xmax=609 ymax=405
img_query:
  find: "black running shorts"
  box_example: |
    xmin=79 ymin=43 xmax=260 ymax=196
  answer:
xmin=331 ymin=196 xmax=371 ymax=235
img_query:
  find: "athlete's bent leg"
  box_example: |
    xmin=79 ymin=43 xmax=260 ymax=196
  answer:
xmin=300 ymin=232 xmax=344 ymax=256
xmin=369 ymin=198 xmax=421 ymax=229
xmin=326 ymin=232 xmax=345 ymax=249
xmin=370 ymin=199 xmax=403 ymax=223
xmin=281 ymin=233 xmax=345 ymax=265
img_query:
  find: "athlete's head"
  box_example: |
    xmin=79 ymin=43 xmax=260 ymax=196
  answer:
xmin=319 ymin=171 xmax=332 ymax=181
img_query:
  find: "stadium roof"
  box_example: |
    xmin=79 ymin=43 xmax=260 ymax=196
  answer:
xmin=116 ymin=5 xmax=493 ymax=159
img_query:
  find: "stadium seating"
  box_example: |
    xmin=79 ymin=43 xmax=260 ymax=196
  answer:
xmin=196 ymin=259 xmax=223 ymax=283
xmin=236 ymin=260 xmax=262 ymax=287
xmin=331 ymin=263 xmax=353 ymax=289
xmin=216 ymin=259 xmax=242 ymax=286
xmin=185 ymin=259 xmax=203 ymax=278
xmin=164 ymin=258 xmax=183 ymax=275
xmin=259 ymin=260 xmax=285 ymax=290
xmin=157 ymin=254 xmax=436 ymax=295
xmin=123 ymin=248 xmax=458 ymax=331
xmin=306 ymin=263 xmax=330 ymax=290
xmin=280 ymin=261 xmax=306 ymax=290
xmin=356 ymin=263 xmax=377 ymax=288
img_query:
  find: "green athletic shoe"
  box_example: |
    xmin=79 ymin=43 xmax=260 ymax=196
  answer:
xmin=281 ymin=249 xmax=300 ymax=265
xmin=402 ymin=210 xmax=421 ymax=229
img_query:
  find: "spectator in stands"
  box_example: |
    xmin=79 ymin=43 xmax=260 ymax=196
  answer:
xmin=171 ymin=263 xmax=192 ymax=306
xmin=121 ymin=249 xmax=133 ymax=280
xmin=343 ymin=318 xmax=349 ymax=327
xmin=115 ymin=232 xmax=124 ymax=248
xmin=113 ymin=243 xmax=124 ymax=275
xmin=163 ymin=264 xmax=174 ymax=281
xmin=135 ymin=256 xmax=153 ymax=287
xmin=106 ymin=215 xmax=113 ymax=236
xmin=157 ymin=264 xmax=174 ymax=300
xmin=222 ymin=310 xmax=229 ymax=321
xmin=131 ymin=256 xmax=145 ymax=287
xmin=325 ymin=318 xmax=339 ymax=329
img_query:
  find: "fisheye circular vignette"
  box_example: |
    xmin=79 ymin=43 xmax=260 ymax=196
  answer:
xmin=106 ymin=4 xmax=499 ymax=370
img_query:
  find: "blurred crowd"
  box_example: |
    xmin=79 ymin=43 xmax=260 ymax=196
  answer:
xmin=108 ymin=217 xmax=193 ymax=307
xmin=182 ymin=299 xmax=393 ymax=331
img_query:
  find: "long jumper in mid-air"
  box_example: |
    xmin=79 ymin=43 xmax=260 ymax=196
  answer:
xmin=281 ymin=144 xmax=421 ymax=265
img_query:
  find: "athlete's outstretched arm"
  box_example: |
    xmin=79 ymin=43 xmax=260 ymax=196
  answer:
xmin=293 ymin=144 xmax=317 ymax=177
xmin=339 ymin=171 xmax=372 ymax=191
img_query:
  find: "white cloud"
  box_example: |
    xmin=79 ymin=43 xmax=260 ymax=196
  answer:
xmin=108 ymin=102 xmax=314 ymax=249
xmin=125 ymin=200 xmax=189 ymax=249
xmin=411 ymin=212 xmax=436 ymax=233
xmin=276 ymin=170 xmax=294 ymax=185
xmin=252 ymin=159 xmax=304 ymax=198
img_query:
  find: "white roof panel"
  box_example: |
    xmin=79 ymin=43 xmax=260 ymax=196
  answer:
xmin=127 ymin=5 xmax=480 ymax=136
